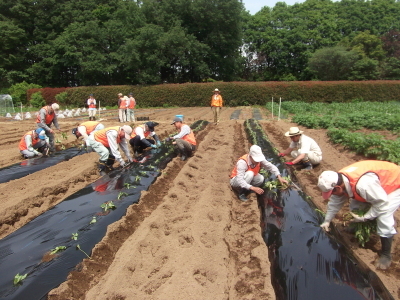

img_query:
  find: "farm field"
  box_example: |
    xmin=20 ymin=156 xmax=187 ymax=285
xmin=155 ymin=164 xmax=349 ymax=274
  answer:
xmin=0 ymin=106 xmax=399 ymax=300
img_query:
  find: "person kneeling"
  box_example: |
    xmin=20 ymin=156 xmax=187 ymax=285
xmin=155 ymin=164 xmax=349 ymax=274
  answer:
xmin=19 ymin=128 xmax=49 ymax=158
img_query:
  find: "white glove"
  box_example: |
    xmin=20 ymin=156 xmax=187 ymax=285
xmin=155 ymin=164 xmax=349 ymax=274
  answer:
xmin=350 ymin=212 xmax=365 ymax=222
xmin=320 ymin=221 xmax=330 ymax=232
xmin=36 ymin=152 xmax=43 ymax=157
xmin=120 ymin=160 xmax=126 ymax=167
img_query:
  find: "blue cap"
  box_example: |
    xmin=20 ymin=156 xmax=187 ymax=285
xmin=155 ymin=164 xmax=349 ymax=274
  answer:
xmin=35 ymin=128 xmax=46 ymax=140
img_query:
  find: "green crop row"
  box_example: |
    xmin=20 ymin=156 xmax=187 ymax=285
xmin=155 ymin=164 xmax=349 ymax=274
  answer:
xmin=327 ymin=128 xmax=400 ymax=164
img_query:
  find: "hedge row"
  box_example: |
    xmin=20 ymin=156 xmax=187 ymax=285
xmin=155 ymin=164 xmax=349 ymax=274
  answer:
xmin=27 ymin=81 xmax=400 ymax=107
xmin=27 ymin=87 xmax=69 ymax=104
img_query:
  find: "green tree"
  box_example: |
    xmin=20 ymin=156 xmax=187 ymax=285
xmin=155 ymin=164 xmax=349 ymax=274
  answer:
xmin=8 ymin=81 xmax=42 ymax=105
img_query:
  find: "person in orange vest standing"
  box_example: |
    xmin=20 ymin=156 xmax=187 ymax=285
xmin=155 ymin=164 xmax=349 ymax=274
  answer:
xmin=230 ymin=145 xmax=288 ymax=202
xmin=165 ymin=117 xmax=196 ymax=161
xmin=71 ymin=121 xmax=105 ymax=150
xmin=318 ymin=160 xmax=400 ymax=270
xmin=127 ymin=92 xmax=136 ymax=122
xmin=117 ymin=93 xmax=126 ymax=123
xmin=36 ymin=103 xmax=61 ymax=154
xmin=19 ymin=128 xmax=49 ymax=158
xmin=87 ymin=94 xmax=97 ymax=121
xmin=129 ymin=121 xmax=161 ymax=157
xmin=210 ymin=88 xmax=223 ymax=125
xmin=87 ymin=125 xmax=133 ymax=174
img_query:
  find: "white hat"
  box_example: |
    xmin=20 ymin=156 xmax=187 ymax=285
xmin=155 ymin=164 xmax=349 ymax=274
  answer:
xmin=317 ymin=171 xmax=339 ymax=200
xmin=51 ymin=103 xmax=60 ymax=112
xmin=249 ymin=145 xmax=265 ymax=162
xmin=285 ymin=127 xmax=304 ymax=137
xmin=214 ymin=88 xmax=220 ymax=92
xmin=121 ymin=125 xmax=133 ymax=140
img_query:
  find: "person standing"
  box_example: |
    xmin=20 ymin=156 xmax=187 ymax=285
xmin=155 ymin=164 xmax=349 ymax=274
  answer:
xmin=230 ymin=145 xmax=288 ymax=202
xmin=129 ymin=122 xmax=161 ymax=157
xmin=278 ymin=127 xmax=322 ymax=170
xmin=317 ymin=160 xmax=400 ymax=270
xmin=19 ymin=128 xmax=49 ymax=158
xmin=118 ymin=93 xmax=126 ymax=123
xmin=87 ymin=125 xmax=133 ymax=173
xmin=210 ymin=88 xmax=223 ymax=125
xmin=87 ymin=94 xmax=97 ymax=121
xmin=166 ymin=117 xmax=196 ymax=161
xmin=127 ymin=92 xmax=136 ymax=122
xmin=36 ymin=103 xmax=61 ymax=153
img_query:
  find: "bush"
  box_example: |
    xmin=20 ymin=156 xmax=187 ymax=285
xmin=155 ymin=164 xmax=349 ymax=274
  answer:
xmin=55 ymin=92 xmax=68 ymax=106
xmin=30 ymin=92 xmax=45 ymax=108
xmin=9 ymin=81 xmax=42 ymax=105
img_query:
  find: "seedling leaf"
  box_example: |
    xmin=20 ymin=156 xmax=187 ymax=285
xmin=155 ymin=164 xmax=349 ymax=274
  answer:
xmin=13 ymin=273 xmax=28 ymax=285
xmin=71 ymin=233 xmax=78 ymax=240
xmin=50 ymin=246 xmax=66 ymax=255
xmin=76 ymin=244 xmax=91 ymax=259
xmin=90 ymin=216 xmax=97 ymax=224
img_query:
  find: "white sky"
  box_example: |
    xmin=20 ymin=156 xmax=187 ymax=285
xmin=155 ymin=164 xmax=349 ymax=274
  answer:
xmin=242 ymin=0 xmax=305 ymax=14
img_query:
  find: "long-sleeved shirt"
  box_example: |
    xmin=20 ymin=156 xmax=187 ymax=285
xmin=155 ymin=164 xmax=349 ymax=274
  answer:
xmin=37 ymin=108 xmax=60 ymax=131
xmin=324 ymin=173 xmax=393 ymax=222
xmin=173 ymin=124 xmax=191 ymax=139
xmin=234 ymin=156 xmax=281 ymax=190
xmin=106 ymin=129 xmax=131 ymax=164
xmin=289 ymin=134 xmax=322 ymax=156
xmin=24 ymin=135 xmax=49 ymax=154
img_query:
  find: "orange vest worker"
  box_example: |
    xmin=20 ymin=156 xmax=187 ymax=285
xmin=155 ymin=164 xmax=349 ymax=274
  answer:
xmin=80 ymin=121 xmax=100 ymax=134
xmin=94 ymin=126 xmax=121 ymax=148
xmin=230 ymin=154 xmax=261 ymax=178
xmin=19 ymin=131 xmax=40 ymax=151
xmin=36 ymin=106 xmax=55 ymax=125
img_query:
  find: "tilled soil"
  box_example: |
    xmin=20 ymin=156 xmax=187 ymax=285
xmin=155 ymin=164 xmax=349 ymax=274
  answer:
xmin=0 ymin=106 xmax=399 ymax=299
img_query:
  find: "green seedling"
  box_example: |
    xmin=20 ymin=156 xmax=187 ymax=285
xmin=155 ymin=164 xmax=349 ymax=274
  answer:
xmin=61 ymin=145 xmax=66 ymax=150
xmin=135 ymin=175 xmax=140 ymax=182
xmin=100 ymin=201 xmax=116 ymax=212
xmin=139 ymin=171 xmax=147 ymax=176
xmin=13 ymin=273 xmax=28 ymax=285
xmin=345 ymin=209 xmax=377 ymax=247
xmin=90 ymin=216 xmax=97 ymax=224
xmin=71 ymin=233 xmax=78 ymax=240
xmin=55 ymin=138 xmax=61 ymax=144
xmin=76 ymin=244 xmax=91 ymax=259
xmin=61 ymin=132 xmax=68 ymax=140
xmin=117 ymin=192 xmax=128 ymax=200
xmin=50 ymin=246 xmax=66 ymax=255
xmin=124 ymin=183 xmax=132 ymax=189
xmin=315 ymin=209 xmax=326 ymax=217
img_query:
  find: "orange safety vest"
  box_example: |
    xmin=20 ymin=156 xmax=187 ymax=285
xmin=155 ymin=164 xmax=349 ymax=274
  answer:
xmin=36 ymin=106 xmax=55 ymax=125
xmin=211 ymin=94 xmax=223 ymax=107
xmin=80 ymin=121 xmax=99 ymax=134
xmin=19 ymin=131 xmax=40 ymax=151
xmin=230 ymin=154 xmax=261 ymax=178
xmin=88 ymin=99 xmax=96 ymax=108
xmin=119 ymin=97 xmax=126 ymax=109
xmin=181 ymin=127 xmax=196 ymax=145
xmin=339 ymin=160 xmax=400 ymax=202
xmin=130 ymin=125 xmax=150 ymax=139
xmin=128 ymin=97 xmax=135 ymax=109
xmin=94 ymin=126 xmax=121 ymax=148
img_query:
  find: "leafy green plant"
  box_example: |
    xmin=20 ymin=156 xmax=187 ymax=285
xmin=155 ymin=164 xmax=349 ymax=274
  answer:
xmin=50 ymin=246 xmax=66 ymax=254
xmin=344 ymin=210 xmax=377 ymax=247
xmin=13 ymin=273 xmax=28 ymax=285
xmin=71 ymin=233 xmax=78 ymax=240
xmin=100 ymin=201 xmax=116 ymax=212
xmin=90 ymin=216 xmax=97 ymax=224
xmin=61 ymin=132 xmax=68 ymax=140
xmin=135 ymin=175 xmax=140 ymax=182
xmin=124 ymin=183 xmax=132 ymax=189
xmin=76 ymin=244 xmax=91 ymax=259
xmin=55 ymin=91 xmax=68 ymax=105
xmin=117 ymin=192 xmax=128 ymax=200
xmin=30 ymin=91 xmax=46 ymax=108
xmin=139 ymin=171 xmax=147 ymax=176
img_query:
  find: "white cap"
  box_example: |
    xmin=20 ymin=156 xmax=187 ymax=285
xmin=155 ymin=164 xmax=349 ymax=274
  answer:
xmin=214 ymin=88 xmax=220 ymax=92
xmin=249 ymin=145 xmax=265 ymax=162
xmin=317 ymin=171 xmax=339 ymax=200
xmin=121 ymin=125 xmax=133 ymax=140
xmin=51 ymin=103 xmax=60 ymax=112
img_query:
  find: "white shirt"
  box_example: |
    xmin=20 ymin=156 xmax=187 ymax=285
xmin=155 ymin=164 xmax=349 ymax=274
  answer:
xmin=324 ymin=173 xmax=392 ymax=222
xmin=173 ymin=124 xmax=191 ymax=139
xmin=105 ymin=129 xmax=131 ymax=163
xmin=134 ymin=125 xmax=155 ymax=140
xmin=290 ymin=134 xmax=322 ymax=156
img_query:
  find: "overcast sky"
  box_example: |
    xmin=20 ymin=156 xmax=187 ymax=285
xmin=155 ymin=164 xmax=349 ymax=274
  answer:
xmin=242 ymin=0 xmax=305 ymax=14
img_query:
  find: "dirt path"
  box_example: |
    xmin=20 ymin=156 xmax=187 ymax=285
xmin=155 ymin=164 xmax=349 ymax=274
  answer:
xmin=0 ymin=107 xmax=399 ymax=299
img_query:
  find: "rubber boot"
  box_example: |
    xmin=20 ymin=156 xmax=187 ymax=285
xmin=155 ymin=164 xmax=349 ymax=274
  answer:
xmin=98 ymin=160 xmax=108 ymax=175
xmin=302 ymin=160 xmax=313 ymax=170
xmin=375 ymin=237 xmax=393 ymax=269
xmin=106 ymin=155 xmax=115 ymax=171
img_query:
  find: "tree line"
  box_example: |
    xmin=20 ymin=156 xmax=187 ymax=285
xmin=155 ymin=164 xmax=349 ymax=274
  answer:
xmin=1 ymin=0 xmax=400 ymax=90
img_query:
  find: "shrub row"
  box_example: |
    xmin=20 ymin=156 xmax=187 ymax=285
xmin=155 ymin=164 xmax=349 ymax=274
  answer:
xmin=27 ymin=81 xmax=400 ymax=107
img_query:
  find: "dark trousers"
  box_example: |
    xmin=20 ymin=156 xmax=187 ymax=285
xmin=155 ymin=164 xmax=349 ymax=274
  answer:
xmin=129 ymin=136 xmax=155 ymax=153
xmin=175 ymin=139 xmax=195 ymax=156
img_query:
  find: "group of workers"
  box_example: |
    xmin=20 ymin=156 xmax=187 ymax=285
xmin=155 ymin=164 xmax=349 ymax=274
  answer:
xmin=17 ymin=93 xmax=400 ymax=272
xmin=230 ymin=125 xmax=399 ymax=270
xmin=118 ymin=93 xmax=136 ymax=123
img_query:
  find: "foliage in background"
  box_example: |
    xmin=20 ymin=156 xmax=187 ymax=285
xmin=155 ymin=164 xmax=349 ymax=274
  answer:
xmin=29 ymin=92 xmax=46 ymax=108
xmin=54 ymin=91 xmax=69 ymax=106
xmin=8 ymin=82 xmax=42 ymax=105
xmin=27 ymin=81 xmax=400 ymax=108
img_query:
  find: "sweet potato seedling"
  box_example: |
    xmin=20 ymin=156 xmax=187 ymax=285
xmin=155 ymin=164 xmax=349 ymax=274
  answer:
xmin=344 ymin=210 xmax=377 ymax=247
xmin=13 ymin=273 xmax=27 ymax=285
xmin=50 ymin=246 xmax=66 ymax=255
xmin=76 ymin=244 xmax=91 ymax=259
xmin=61 ymin=132 xmax=68 ymax=140
xmin=71 ymin=233 xmax=78 ymax=240
xmin=100 ymin=201 xmax=116 ymax=212
xmin=117 ymin=192 xmax=128 ymax=200
xmin=89 ymin=216 xmax=97 ymax=224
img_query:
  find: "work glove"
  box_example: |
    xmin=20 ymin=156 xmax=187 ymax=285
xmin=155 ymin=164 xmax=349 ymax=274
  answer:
xmin=156 ymin=141 xmax=162 ymax=147
xmin=151 ymin=144 xmax=157 ymax=149
xmin=278 ymin=153 xmax=285 ymax=157
xmin=120 ymin=160 xmax=126 ymax=167
xmin=36 ymin=152 xmax=43 ymax=157
xmin=320 ymin=222 xmax=330 ymax=232
xmin=350 ymin=212 xmax=365 ymax=222
xmin=285 ymin=162 xmax=294 ymax=166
